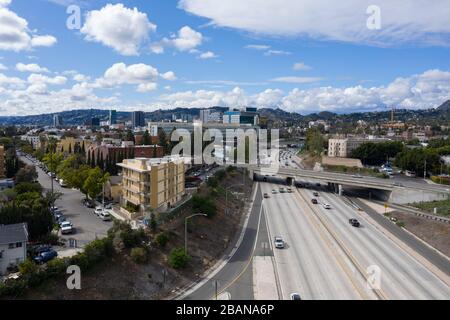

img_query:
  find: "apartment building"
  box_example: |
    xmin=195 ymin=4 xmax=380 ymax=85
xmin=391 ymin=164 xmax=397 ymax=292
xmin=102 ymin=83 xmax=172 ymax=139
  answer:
xmin=56 ymin=137 xmax=92 ymax=154
xmin=328 ymin=136 xmax=390 ymax=158
xmin=0 ymin=145 xmax=5 ymax=179
xmin=117 ymin=156 xmax=185 ymax=213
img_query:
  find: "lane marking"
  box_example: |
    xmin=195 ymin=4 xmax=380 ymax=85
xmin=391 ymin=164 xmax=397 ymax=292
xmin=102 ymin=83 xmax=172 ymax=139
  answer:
xmin=292 ymin=189 xmax=369 ymax=300
xmin=296 ymin=187 xmax=388 ymax=300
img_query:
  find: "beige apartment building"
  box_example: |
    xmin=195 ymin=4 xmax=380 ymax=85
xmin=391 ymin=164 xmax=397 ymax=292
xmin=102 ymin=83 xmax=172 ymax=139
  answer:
xmin=328 ymin=136 xmax=391 ymax=158
xmin=0 ymin=145 xmax=5 ymax=178
xmin=117 ymin=156 xmax=185 ymax=214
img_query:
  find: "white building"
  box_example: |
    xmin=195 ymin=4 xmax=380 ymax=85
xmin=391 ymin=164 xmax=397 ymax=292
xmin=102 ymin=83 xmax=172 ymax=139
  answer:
xmin=0 ymin=223 xmax=28 ymax=275
xmin=328 ymin=136 xmax=391 ymax=158
xmin=20 ymin=135 xmax=42 ymax=149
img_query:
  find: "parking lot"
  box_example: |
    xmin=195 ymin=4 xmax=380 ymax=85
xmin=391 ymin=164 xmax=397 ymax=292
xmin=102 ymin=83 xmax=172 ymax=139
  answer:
xmin=20 ymin=155 xmax=112 ymax=248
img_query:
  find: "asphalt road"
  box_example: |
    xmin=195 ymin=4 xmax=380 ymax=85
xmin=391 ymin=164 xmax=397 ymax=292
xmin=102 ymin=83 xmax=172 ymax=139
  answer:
xmin=300 ymin=185 xmax=450 ymax=299
xmin=262 ymin=183 xmax=369 ymax=300
xmin=183 ymin=184 xmax=263 ymax=300
xmin=20 ymin=156 xmax=112 ymax=247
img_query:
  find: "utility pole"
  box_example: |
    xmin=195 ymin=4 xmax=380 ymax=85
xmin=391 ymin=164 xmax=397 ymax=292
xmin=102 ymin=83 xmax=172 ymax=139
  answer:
xmin=424 ymin=159 xmax=427 ymax=180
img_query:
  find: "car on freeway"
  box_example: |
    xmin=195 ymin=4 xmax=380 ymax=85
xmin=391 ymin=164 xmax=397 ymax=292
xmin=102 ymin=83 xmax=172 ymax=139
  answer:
xmin=323 ymin=203 xmax=332 ymax=209
xmin=60 ymin=221 xmax=74 ymax=234
xmin=34 ymin=249 xmax=58 ymax=264
xmin=263 ymin=193 xmax=270 ymax=199
xmin=272 ymin=189 xmax=278 ymax=194
xmin=290 ymin=293 xmax=302 ymax=300
xmin=274 ymin=236 xmax=285 ymax=249
xmin=349 ymin=218 xmax=360 ymax=227
xmin=393 ymin=182 xmax=404 ymax=187
xmin=287 ymin=188 xmax=293 ymax=193
xmin=313 ymin=191 xmax=319 ymax=197
xmin=279 ymin=187 xmax=286 ymax=193
xmin=311 ymin=198 xmax=318 ymax=204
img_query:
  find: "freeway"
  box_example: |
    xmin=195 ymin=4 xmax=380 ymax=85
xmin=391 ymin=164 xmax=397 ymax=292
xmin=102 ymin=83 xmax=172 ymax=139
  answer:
xmin=298 ymin=185 xmax=450 ymax=299
xmin=261 ymin=183 xmax=376 ymax=300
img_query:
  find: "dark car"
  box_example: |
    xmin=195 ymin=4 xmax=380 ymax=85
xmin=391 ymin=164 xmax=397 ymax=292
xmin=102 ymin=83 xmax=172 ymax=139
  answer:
xmin=30 ymin=245 xmax=52 ymax=257
xmin=311 ymin=198 xmax=318 ymax=204
xmin=34 ymin=249 xmax=58 ymax=264
xmin=83 ymin=199 xmax=95 ymax=208
xmin=349 ymin=219 xmax=360 ymax=227
xmin=313 ymin=192 xmax=319 ymax=197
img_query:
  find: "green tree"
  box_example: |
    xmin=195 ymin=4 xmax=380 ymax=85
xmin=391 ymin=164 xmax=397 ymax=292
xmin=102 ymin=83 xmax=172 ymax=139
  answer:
xmin=15 ymin=165 xmax=38 ymax=183
xmin=143 ymin=130 xmax=151 ymax=145
xmin=305 ymin=128 xmax=324 ymax=155
xmin=83 ymin=167 xmax=110 ymax=200
xmin=168 ymin=248 xmax=190 ymax=269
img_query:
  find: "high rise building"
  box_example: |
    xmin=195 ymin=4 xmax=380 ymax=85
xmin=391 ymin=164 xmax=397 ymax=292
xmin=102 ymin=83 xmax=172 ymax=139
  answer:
xmin=109 ymin=110 xmax=117 ymax=125
xmin=199 ymin=109 xmax=211 ymax=124
xmin=132 ymin=111 xmax=146 ymax=128
xmin=53 ymin=114 xmax=63 ymax=127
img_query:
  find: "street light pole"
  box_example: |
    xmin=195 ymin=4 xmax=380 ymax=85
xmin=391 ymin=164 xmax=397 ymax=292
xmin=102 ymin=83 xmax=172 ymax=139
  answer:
xmin=225 ymin=183 xmax=244 ymax=215
xmin=185 ymin=213 xmax=207 ymax=255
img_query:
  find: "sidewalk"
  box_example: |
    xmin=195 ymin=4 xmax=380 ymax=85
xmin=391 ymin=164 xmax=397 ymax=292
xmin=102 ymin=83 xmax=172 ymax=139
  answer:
xmin=252 ymin=256 xmax=278 ymax=300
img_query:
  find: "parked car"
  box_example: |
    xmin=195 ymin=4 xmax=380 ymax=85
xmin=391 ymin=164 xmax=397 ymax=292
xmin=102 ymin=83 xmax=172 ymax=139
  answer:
xmin=94 ymin=206 xmax=104 ymax=216
xmin=311 ymin=198 xmax=318 ymax=204
xmin=323 ymin=203 xmax=332 ymax=209
xmin=60 ymin=221 xmax=74 ymax=234
xmin=34 ymin=249 xmax=58 ymax=264
xmin=83 ymin=199 xmax=95 ymax=208
xmin=274 ymin=236 xmax=285 ymax=249
xmin=290 ymin=293 xmax=302 ymax=300
xmin=99 ymin=211 xmax=112 ymax=221
xmin=349 ymin=218 xmax=360 ymax=227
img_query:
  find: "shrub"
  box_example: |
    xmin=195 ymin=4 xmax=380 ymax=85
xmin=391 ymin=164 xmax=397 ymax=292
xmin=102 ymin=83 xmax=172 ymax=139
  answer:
xmin=192 ymin=194 xmax=217 ymax=218
xmin=45 ymin=258 xmax=69 ymax=277
xmin=215 ymin=169 xmax=226 ymax=180
xmin=131 ymin=247 xmax=148 ymax=264
xmin=168 ymin=248 xmax=190 ymax=269
xmin=120 ymin=225 xmax=146 ymax=248
xmin=155 ymin=232 xmax=169 ymax=248
xmin=396 ymin=221 xmax=405 ymax=228
xmin=207 ymin=177 xmax=219 ymax=188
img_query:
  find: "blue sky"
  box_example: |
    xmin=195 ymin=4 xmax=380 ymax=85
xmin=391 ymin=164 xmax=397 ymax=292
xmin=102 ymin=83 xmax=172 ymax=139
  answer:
xmin=0 ymin=0 xmax=450 ymax=116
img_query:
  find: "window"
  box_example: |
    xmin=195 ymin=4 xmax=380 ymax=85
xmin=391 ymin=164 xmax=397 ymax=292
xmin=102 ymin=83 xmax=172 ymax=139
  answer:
xmin=16 ymin=242 xmax=22 ymax=248
xmin=8 ymin=243 xmax=14 ymax=249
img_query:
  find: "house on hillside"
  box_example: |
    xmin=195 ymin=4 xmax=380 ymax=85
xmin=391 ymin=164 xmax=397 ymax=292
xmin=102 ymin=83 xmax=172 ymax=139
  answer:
xmin=0 ymin=223 xmax=28 ymax=275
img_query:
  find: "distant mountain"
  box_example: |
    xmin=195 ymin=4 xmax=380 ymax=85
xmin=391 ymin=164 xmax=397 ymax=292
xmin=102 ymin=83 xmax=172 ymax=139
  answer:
xmin=437 ymin=100 xmax=450 ymax=111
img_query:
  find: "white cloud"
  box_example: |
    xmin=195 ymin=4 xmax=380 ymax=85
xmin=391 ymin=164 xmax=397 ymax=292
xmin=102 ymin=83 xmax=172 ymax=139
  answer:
xmin=199 ymin=51 xmax=218 ymax=59
xmin=148 ymin=69 xmax=450 ymax=113
xmin=245 ymin=44 xmax=271 ymax=50
xmin=0 ymin=63 xmax=7 ymax=70
xmin=137 ymin=83 xmax=158 ymax=92
xmin=164 ymin=26 xmax=203 ymax=52
xmin=73 ymin=73 xmax=90 ymax=82
xmin=81 ymin=3 xmax=156 ymax=56
xmin=160 ymin=71 xmax=177 ymax=81
xmin=270 ymin=76 xmax=323 ymax=84
xmin=150 ymin=43 xmax=164 ymax=54
xmin=28 ymin=73 xmax=67 ymax=85
xmin=31 ymin=35 xmax=57 ymax=47
xmin=264 ymin=50 xmax=291 ymax=56
xmin=179 ymin=0 xmax=450 ymax=46
xmin=293 ymin=62 xmax=312 ymax=71
xmin=0 ymin=1 xmax=57 ymax=51
xmin=16 ymin=63 xmax=49 ymax=73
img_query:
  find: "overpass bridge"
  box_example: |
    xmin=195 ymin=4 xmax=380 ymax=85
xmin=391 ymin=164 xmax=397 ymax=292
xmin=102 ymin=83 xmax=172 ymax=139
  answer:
xmin=245 ymin=165 xmax=450 ymax=204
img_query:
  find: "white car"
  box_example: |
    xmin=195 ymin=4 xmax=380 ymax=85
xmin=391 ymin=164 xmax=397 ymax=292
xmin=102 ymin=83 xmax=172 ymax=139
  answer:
xmin=274 ymin=236 xmax=285 ymax=249
xmin=60 ymin=221 xmax=74 ymax=234
xmin=94 ymin=207 xmax=104 ymax=216
xmin=323 ymin=203 xmax=332 ymax=210
xmin=99 ymin=210 xmax=112 ymax=221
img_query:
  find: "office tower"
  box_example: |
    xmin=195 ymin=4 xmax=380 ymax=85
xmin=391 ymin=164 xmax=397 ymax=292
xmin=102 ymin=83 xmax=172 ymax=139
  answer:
xmin=109 ymin=110 xmax=117 ymax=125
xmin=53 ymin=114 xmax=63 ymax=127
xmin=132 ymin=111 xmax=146 ymax=128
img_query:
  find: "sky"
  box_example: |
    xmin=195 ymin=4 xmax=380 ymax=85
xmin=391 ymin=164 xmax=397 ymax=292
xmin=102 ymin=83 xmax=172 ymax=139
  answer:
xmin=0 ymin=0 xmax=450 ymax=116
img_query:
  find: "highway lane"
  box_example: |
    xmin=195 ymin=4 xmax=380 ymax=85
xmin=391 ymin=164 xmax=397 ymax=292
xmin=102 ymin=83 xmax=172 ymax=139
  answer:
xmin=261 ymin=183 xmax=369 ymax=300
xmin=300 ymin=187 xmax=450 ymax=299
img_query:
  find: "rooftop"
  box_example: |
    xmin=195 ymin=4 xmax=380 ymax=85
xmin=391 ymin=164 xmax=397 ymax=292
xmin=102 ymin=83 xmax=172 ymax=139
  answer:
xmin=0 ymin=223 xmax=28 ymax=245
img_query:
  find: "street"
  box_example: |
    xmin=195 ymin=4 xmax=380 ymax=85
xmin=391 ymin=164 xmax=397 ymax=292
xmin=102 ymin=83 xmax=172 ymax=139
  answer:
xmin=20 ymin=156 xmax=112 ymax=248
